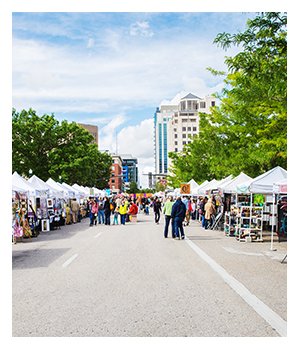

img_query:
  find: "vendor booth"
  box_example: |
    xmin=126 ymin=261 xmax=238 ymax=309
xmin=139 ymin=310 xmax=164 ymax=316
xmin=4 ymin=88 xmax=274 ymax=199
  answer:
xmin=229 ymin=166 xmax=287 ymax=242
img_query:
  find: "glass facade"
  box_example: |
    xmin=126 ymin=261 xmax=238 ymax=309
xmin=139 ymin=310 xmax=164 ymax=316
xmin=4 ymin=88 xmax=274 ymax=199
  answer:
xmin=158 ymin=124 xmax=163 ymax=174
xmin=163 ymin=123 xmax=168 ymax=173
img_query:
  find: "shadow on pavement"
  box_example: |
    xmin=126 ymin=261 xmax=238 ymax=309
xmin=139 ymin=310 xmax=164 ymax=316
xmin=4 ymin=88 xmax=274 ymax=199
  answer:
xmin=187 ymin=235 xmax=222 ymax=241
xmin=12 ymin=248 xmax=70 ymax=270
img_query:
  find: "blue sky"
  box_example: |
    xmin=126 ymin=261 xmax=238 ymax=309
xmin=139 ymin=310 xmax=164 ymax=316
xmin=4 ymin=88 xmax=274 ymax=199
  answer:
xmin=12 ymin=12 xmax=256 ymax=186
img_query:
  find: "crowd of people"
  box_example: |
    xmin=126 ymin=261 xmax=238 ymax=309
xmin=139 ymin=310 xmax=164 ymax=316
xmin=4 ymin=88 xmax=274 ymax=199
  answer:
xmin=152 ymin=195 xmax=217 ymax=239
xmin=12 ymin=192 xmax=218 ymax=243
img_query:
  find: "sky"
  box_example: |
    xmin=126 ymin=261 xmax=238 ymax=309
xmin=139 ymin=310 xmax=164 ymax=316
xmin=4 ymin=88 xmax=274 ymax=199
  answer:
xmin=12 ymin=11 xmax=258 ymax=187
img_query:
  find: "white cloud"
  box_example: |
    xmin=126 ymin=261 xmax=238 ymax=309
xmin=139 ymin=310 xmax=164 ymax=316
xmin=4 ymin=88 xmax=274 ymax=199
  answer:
xmin=130 ymin=21 xmax=154 ymax=37
xmin=87 ymin=38 xmax=95 ymax=49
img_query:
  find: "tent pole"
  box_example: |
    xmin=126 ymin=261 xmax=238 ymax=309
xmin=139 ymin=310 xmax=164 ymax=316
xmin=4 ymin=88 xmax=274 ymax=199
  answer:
xmin=270 ymin=192 xmax=276 ymax=251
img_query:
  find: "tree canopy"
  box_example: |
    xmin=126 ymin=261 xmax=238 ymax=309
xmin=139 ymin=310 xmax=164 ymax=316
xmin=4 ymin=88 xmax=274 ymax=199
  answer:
xmin=168 ymin=12 xmax=287 ymax=188
xmin=12 ymin=108 xmax=112 ymax=188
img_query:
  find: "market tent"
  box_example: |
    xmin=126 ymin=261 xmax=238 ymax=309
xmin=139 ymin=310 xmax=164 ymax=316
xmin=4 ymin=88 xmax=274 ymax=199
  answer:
xmin=12 ymin=172 xmax=36 ymax=195
xmin=220 ymin=172 xmax=253 ymax=194
xmin=188 ymin=179 xmax=199 ymax=189
xmin=273 ymin=178 xmax=287 ymax=194
xmin=197 ymin=179 xmax=217 ymax=194
xmin=72 ymin=183 xmax=90 ymax=195
xmin=46 ymin=178 xmax=68 ymax=197
xmin=61 ymin=182 xmax=81 ymax=197
xmin=213 ymin=175 xmax=233 ymax=190
xmin=28 ymin=175 xmax=49 ymax=191
xmin=236 ymin=166 xmax=287 ymax=194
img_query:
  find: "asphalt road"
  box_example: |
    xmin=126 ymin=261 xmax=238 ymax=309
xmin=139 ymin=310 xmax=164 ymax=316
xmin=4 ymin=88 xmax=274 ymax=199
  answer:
xmin=12 ymin=212 xmax=287 ymax=337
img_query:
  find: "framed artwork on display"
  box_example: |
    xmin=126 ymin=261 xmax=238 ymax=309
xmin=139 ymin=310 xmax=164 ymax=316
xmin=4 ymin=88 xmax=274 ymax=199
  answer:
xmin=41 ymin=219 xmax=50 ymax=232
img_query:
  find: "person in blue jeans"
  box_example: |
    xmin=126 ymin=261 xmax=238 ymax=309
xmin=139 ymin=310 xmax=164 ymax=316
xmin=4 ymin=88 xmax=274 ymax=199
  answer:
xmin=97 ymin=198 xmax=105 ymax=224
xmin=171 ymin=196 xmax=186 ymax=239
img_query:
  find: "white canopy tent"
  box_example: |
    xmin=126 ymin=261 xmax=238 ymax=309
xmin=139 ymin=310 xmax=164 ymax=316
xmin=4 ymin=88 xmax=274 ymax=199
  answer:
xmin=46 ymin=178 xmax=68 ymax=197
xmin=220 ymin=172 xmax=253 ymax=194
xmin=28 ymin=174 xmax=62 ymax=197
xmin=197 ymin=179 xmax=218 ymax=195
xmin=270 ymin=178 xmax=288 ymax=251
xmin=61 ymin=182 xmax=81 ymax=197
xmin=72 ymin=183 xmax=90 ymax=196
xmin=236 ymin=166 xmax=287 ymax=194
xmin=12 ymin=172 xmax=36 ymax=196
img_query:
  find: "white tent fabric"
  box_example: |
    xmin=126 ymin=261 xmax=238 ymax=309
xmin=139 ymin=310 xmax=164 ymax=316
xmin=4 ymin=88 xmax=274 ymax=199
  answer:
xmin=46 ymin=178 xmax=68 ymax=197
xmin=214 ymin=175 xmax=233 ymax=189
xmin=273 ymin=178 xmax=287 ymax=194
xmin=197 ymin=179 xmax=217 ymax=194
xmin=72 ymin=183 xmax=90 ymax=195
xmin=192 ymin=180 xmax=209 ymax=195
xmin=28 ymin=175 xmax=49 ymax=191
xmin=236 ymin=166 xmax=287 ymax=194
xmin=61 ymin=182 xmax=80 ymax=196
xmin=188 ymin=179 xmax=199 ymax=190
xmin=220 ymin=172 xmax=253 ymax=194
xmin=12 ymin=172 xmax=36 ymax=195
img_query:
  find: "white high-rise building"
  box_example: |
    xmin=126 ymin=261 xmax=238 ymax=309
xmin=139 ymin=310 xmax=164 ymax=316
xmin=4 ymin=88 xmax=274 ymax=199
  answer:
xmin=154 ymin=92 xmax=216 ymax=179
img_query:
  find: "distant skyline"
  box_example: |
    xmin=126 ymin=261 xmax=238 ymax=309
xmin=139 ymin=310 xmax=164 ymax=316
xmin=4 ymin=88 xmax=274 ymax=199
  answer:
xmin=12 ymin=12 xmax=256 ymax=187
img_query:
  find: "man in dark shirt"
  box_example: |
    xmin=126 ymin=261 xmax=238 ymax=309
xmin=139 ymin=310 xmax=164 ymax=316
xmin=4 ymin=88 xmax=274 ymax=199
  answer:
xmin=171 ymin=196 xmax=186 ymax=239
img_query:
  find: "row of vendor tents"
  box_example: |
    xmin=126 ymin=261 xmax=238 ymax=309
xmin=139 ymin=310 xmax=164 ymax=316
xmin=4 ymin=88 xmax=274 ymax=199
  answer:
xmin=170 ymin=166 xmax=287 ymax=196
xmin=12 ymin=171 xmax=107 ymax=199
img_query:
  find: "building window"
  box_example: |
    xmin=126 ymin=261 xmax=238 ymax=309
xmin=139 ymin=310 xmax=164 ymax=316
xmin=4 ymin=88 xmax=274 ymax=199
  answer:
xmin=190 ymin=119 xmax=196 ymax=122
xmin=193 ymin=127 xmax=197 ymax=131
xmin=175 ymin=147 xmax=178 ymax=152
xmin=182 ymin=127 xmax=186 ymax=131
xmin=182 ymin=119 xmax=188 ymax=123
xmin=174 ymin=134 xmax=177 ymax=139
xmin=174 ymin=128 xmax=177 ymax=132
xmin=175 ymin=141 xmax=178 ymax=145
xmin=200 ymin=101 xmax=206 ymax=108
xmin=183 ymin=141 xmax=186 ymax=145
xmin=188 ymin=127 xmax=191 ymax=131
xmin=182 ymin=134 xmax=186 ymax=138
xmin=188 ymin=134 xmax=192 ymax=138
xmin=211 ymin=101 xmax=215 ymax=106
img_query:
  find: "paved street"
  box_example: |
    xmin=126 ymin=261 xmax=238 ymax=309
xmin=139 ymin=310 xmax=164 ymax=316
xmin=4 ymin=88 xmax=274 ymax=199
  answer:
xmin=12 ymin=212 xmax=287 ymax=337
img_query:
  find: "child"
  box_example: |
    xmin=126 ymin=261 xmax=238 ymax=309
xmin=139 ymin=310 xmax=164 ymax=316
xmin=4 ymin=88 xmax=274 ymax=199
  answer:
xmin=113 ymin=206 xmax=119 ymax=225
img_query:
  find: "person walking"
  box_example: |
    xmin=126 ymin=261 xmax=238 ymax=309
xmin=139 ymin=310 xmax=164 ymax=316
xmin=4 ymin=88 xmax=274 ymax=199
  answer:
xmin=112 ymin=205 xmax=119 ymax=225
xmin=71 ymin=198 xmax=79 ymax=224
xmin=171 ymin=196 xmax=186 ymax=239
xmin=199 ymin=197 xmax=207 ymax=228
xmin=97 ymin=197 xmax=105 ymax=224
xmin=204 ymin=198 xmax=216 ymax=229
xmin=89 ymin=198 xmax=99 ymax=227
xmin=119 ymin=200 xmax=128 ymax=225
xmin=103 ymin=197 xmax=111 ymax=225
xmin=163 ymin=196 xmax=175 ymax=238
xmin=153 ymin=197 xmax=162 ymax=224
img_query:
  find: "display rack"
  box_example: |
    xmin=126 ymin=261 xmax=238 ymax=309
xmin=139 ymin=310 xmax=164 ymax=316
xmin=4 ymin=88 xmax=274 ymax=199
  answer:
xmin=237 ymin=206 xmax=263 ymax=242
xmin=224 ymin=212 xmax=236 ymax=237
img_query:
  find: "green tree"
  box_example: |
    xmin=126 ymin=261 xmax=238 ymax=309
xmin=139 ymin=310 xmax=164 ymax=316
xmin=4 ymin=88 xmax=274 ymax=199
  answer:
xmin=12 ymin=108 xmax=112 ymax=187
xmin=168 ymin=12 xmax=287 ymax=184
xmin=128 ymin=181 xmax=139 ymax=194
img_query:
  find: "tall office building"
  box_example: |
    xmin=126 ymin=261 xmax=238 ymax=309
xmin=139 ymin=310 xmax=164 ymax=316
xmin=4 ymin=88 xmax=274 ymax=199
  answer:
xmin=120 ymin=154 xmax=138 ymax=190
xmin=154 ymin=92 xmax=216 ymax=178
